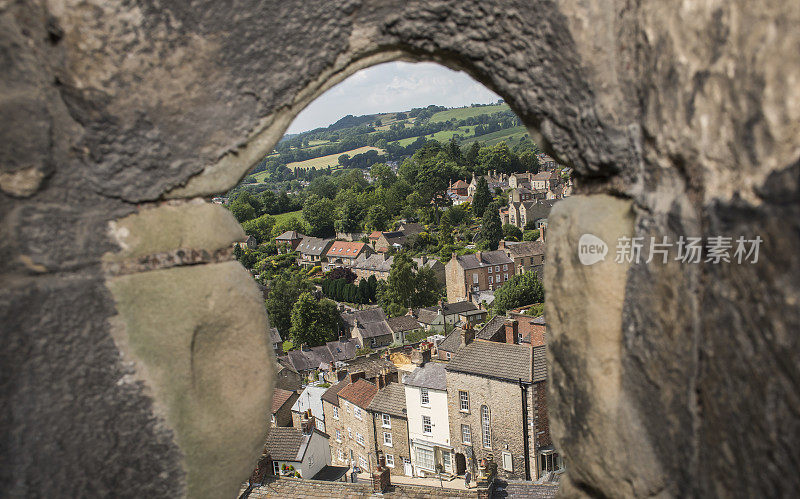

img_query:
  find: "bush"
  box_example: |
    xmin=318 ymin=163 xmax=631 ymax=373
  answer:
xmin=355 ymin=346 xmax=373 ymax=356
xmin=404 ymin=329 xmax=430 ymax=344
xmin=523 ymin=229 xmax=540 ymax=241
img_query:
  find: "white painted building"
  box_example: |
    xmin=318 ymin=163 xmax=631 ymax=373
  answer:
xmin=403 ymin=362 xmax=454 ymax=477
xmin=264 ymin=426 xmax=330 ymax=479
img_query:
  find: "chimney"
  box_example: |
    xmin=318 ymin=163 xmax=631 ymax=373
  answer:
xmin=420 ymin=255 xmax=427 ymax=264
xmin=300 ymin=411 xmax=312 ymax=434
xmin=410 ymin=347 xmax=431 ymax=367
xmin=475 ymin=251 xmax=482 ymax=262
xmin=377 ymin=368 xmax=387 ymax=389
xmin=461 ymin=326 xmax=475 ymax=347
xmin=504 ymin=319 xmax=518 ymax=344
xmin=349 ymin=371 xmax=365 ymax=384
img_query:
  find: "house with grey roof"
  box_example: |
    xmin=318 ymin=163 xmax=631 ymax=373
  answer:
xmin=277 ymin=338 xmax=361 ymax=375
xmin=411 ymin=307 xmax=445 ymax=333
xmin=445 ymin=251 xmax=515 ymax=303
xmin=351 ymin=253 xmax=445 ymax=284
xmin=386 ymin=315 xmax=423 ymax=344
xmin=367 ymin=382 xmax=411 ymax=476
xmin=444 ymin=339 xmax=559 ymax=481
xmin=263 ymin=426 xmax=330 ymax=479
xmin=436 ymin=327 xmax=476 ymax=361
xmin=269 ymin=327 xmax=283 ymax=357
xmin=296 ymin=236 xmax=334 ymax=268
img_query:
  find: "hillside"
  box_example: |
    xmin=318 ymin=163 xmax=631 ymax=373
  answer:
xmin=244 ymin=101 xmax=529 ymax=185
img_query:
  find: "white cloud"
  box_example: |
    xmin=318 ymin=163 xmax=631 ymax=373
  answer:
xmin=286 ymin=62 xmax=500 ymax=134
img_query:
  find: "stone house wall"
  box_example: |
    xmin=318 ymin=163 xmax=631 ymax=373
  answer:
xmin=369 ymin=411 xmax=411 ymax=476
xmin=445 ymin=371 xmax=527 ymax=480
xmin=272 ymin=395 xmax=297 ymax=428
xmin=334 ymin=398 xmax=377 ymax=472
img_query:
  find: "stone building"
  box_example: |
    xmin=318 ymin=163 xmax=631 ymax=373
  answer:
xmin=498 ymin=240 xmax=545 ymax=276
xmin=296 ymin=236 xmax=334 ymax=268
xmin=324 ymin=241 xmax=374 ymax=271
xmin=271 ymin=388 xmax=299 ymax=428
xmin=351 ymin=253 xmax=445 ymax=284
xmin=445 ymin=251 xmax=515 ymax=303
xmin=327 ymin=377 xmax=379 ymax=472
xmin=445 ymin=341 xmax=550 ymax=480
xmin=366 ymin=382 xmax=412 ymax=476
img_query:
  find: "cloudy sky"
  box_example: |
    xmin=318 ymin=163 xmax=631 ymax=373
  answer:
xmin=286 ymin=62 xmax=500 ymax=134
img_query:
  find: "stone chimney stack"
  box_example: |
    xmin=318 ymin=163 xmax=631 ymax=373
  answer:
xmin=349 ymin=371 xmax=365 ymax=384
xmin=504 ymin=319 xmax=518 ymax=344
xmin=475 ymin=251 xmax=482 ymax=262
xmin=461 ymin=326 xmax=475 ymax=347
xmin=300 ymin=410 xmax=312 ymax=434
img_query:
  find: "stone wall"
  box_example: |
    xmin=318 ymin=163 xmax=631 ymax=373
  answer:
xmin=1 ymin=0 xmax=798 ymax=497
xmin=370 ymin=411 xmax=411 ymax=476
xmin=445 ymin=371 xmax=528 ymax=480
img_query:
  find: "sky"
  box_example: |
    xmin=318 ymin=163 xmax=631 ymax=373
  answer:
xmin=286 ymin=61 xmax=501 ymax=134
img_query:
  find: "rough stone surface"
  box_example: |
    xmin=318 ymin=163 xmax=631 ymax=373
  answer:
xmin=1 ymin=0 xmax=798 ymax=498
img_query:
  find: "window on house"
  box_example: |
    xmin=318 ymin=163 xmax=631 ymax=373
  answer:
xmin=495 ymin=266 xmax=500 ymax=272
xmin=540 ymin=451 xmax=564 ymax=473
xmin=333 ymin=406 xmax=339 ymax=419
xmin=517 ymin=332 xmax=524 ymax=343
xmin=385 ymin=454 xmax=395 ymax=467
xmin=459 ymin=390 xmax=470 ymax=412
xmin=336 ymin=429 xmax=342 ymax=442
xmin=502 ymin=451 xmax=513 ymax=471
xmin=472 ymin=274 xmax=478 ymax=284
xmin=462 ymin=424 xmax=472 ymax=444
xmin=272 ymin=461 xmax=280 ymax=475
xmin=348 ymin=427 xmax=352 ymax=439
xmin=481 ymin=405 xmax=491 ymax=448
xmin=354 ymin=407 xmax=362 ymax=420
xmin=504 ymin=273 xmax=508 ymax=281
xmin=473 ymin=285 xmax=480 ymax=292
xmin=446 ymin=352 xmax=451 ymax=360
xmin=415 ymin=447 xmax=434 ymax=471
xmin=422 ymin=415 xmax=432 ymax=434
xmin=382 ymin=413 xmax=391 ymax=428
xmin=359 ymin=455 xmax=368 ymax=470
xmin=383 ymin=431 xmax=393 ymax=446
xmin=503 ymin=264 xmax=508 ymax=271
xmin=489 ymin=276 xmax=493 ymax=284
xmin=356 ymin=432 xmax=365 ymax=447
xmin=420 ymin=388 xmax=429 ymax=405
xmin=488 ymin=266 xmax=493 ymax=273
xmin=337 ymin=449 xmax=344 ymax=462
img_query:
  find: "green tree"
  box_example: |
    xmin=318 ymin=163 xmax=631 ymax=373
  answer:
xmin=266 ymin=273 xmax=313 ymax=337
xmin=383 ymin=252 xmax=418 ymax=309
xmin=502 ymin=223 xmax=523 ymax=242
xmin=413 ymin=266 xmax=441 ymax=308
xmin=303 ymin=194 xmax=336 ymax=237
xmin=523 ymin=229 xmax=540 ymax=241
xmin=492 ymin=271 xmax=545 ymax=315
xmin=364 ymin=205 xmax=390 ymax=232
xmin=464 ymin=142 xmax=481 ymax=166
xmin=519 ymin=150 xmax=541 ymax=173
xmin=229 ymin=199 xmax=257 ymax=222
xmin=370 ymin=163 xmax=396 ymax=189
xmin=241 ymin=214 xmax=276 ymax=243
xmin=472 ymin=176 xmax=491 ymax=218
xmin=309 ymin=176 xmax=338 ymax=199
xmin=334 ymin=197 xmax=364 ymax=233
xmin=289 ymin=292 xmax=342 ymax=347
xmin=478 ymin=204 xmax=503 ymax=250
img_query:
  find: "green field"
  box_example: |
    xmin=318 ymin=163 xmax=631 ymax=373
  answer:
xmin=463 ymin=125 xmax=529 ymax=146
xmin=273 ymin=210 xmax=304 ymax=224
xmin=390 ymin=126 xmax=476 ymax=146
xmin=286 ymin=146 xmax=385 ymax=170
xmin=429 ymin=103 xmax=510 ymax=123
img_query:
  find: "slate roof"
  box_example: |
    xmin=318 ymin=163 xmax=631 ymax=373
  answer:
xmin=533 ymin=345 xmax=547 ymax=382
xmin=404 ymin=362 xmax=447 ymax=391
xmin=297 ymin=236 xmax=333 ymax=256
xmin=414 ymin=308 xmax=441 ymax=325
xmin=441 ymin=301 xmax=478 ymax=316
xmin=475 ymin=315 xmax=507 ymax=340
xmin=446 ymin=341 xmax=533 ymax=383
xmin=264 ymin=427 xmax=306 ymax=461
xmin=269 ymin=327 xmax=282 ymax=344
xmin=438 ymin=328 xmax=464 ymax=353
xmin=321 ymin=379 xmax=349 ymax=407
xmin=326 ymin=337 xmax=359 ymax=361
xmin=532 ymin=171 xmax=553 ymax=181
xmin=337 ymin=378 xmax=378 ymax=409
xmin=532 ymin=315 xmax=546 ymax=325
xmin=503 ymin=240 xmax=546 ymax=257
xmin=387 ymin=315 xmax=421 ymax=333
xmin=454 ymin=250 xmax=513 ymax=270
xmin=398 ymin=222 xmax=424 ymax=235
xmin=352 ymin=253 xmax=393 ymax=273
xmin=271 ymin=388 xmax=297 ymax=414
xmin=311 ymin=465 xmax=350 ymax=482
xmin=355 ymin=320 xmax=393 ymax=339
xmin=276 ymin=230 xmax=304 ymax=241
xmin=366 ymin=382 xmax=408 ymax=418
xmin=285 ymin=346 xmax=333 ymax=372
xmin=342 ymin=308 xmax=387 ymax=328
xmin=291 ymin=385 xmax=327 ymax=420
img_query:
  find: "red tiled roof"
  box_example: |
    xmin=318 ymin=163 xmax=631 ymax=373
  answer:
xmin=368 ymin=231 xmax=382 ymax=239
xmin=271 ymin=388 xmax=296 ymax=414
xmin=326 ymin=241 xmax=368 ymax=257
xmin=452 ymin=179 xmax=469 ymax=188
xmin=336 ymin=378 xmax=378 ymax=409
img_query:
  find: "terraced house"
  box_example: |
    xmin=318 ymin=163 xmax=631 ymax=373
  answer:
xmin=323 ymin=376 xmax=378 ymax=472
xmin=445 ymin=339 xmax=554 ymax=480
xmin=445 ymin=251 xmax=515 ymax=303
xmin=324 ymin=241 xmax=373 ymax=271
xmin=366 ymin=382 xmax=411 ymax=476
